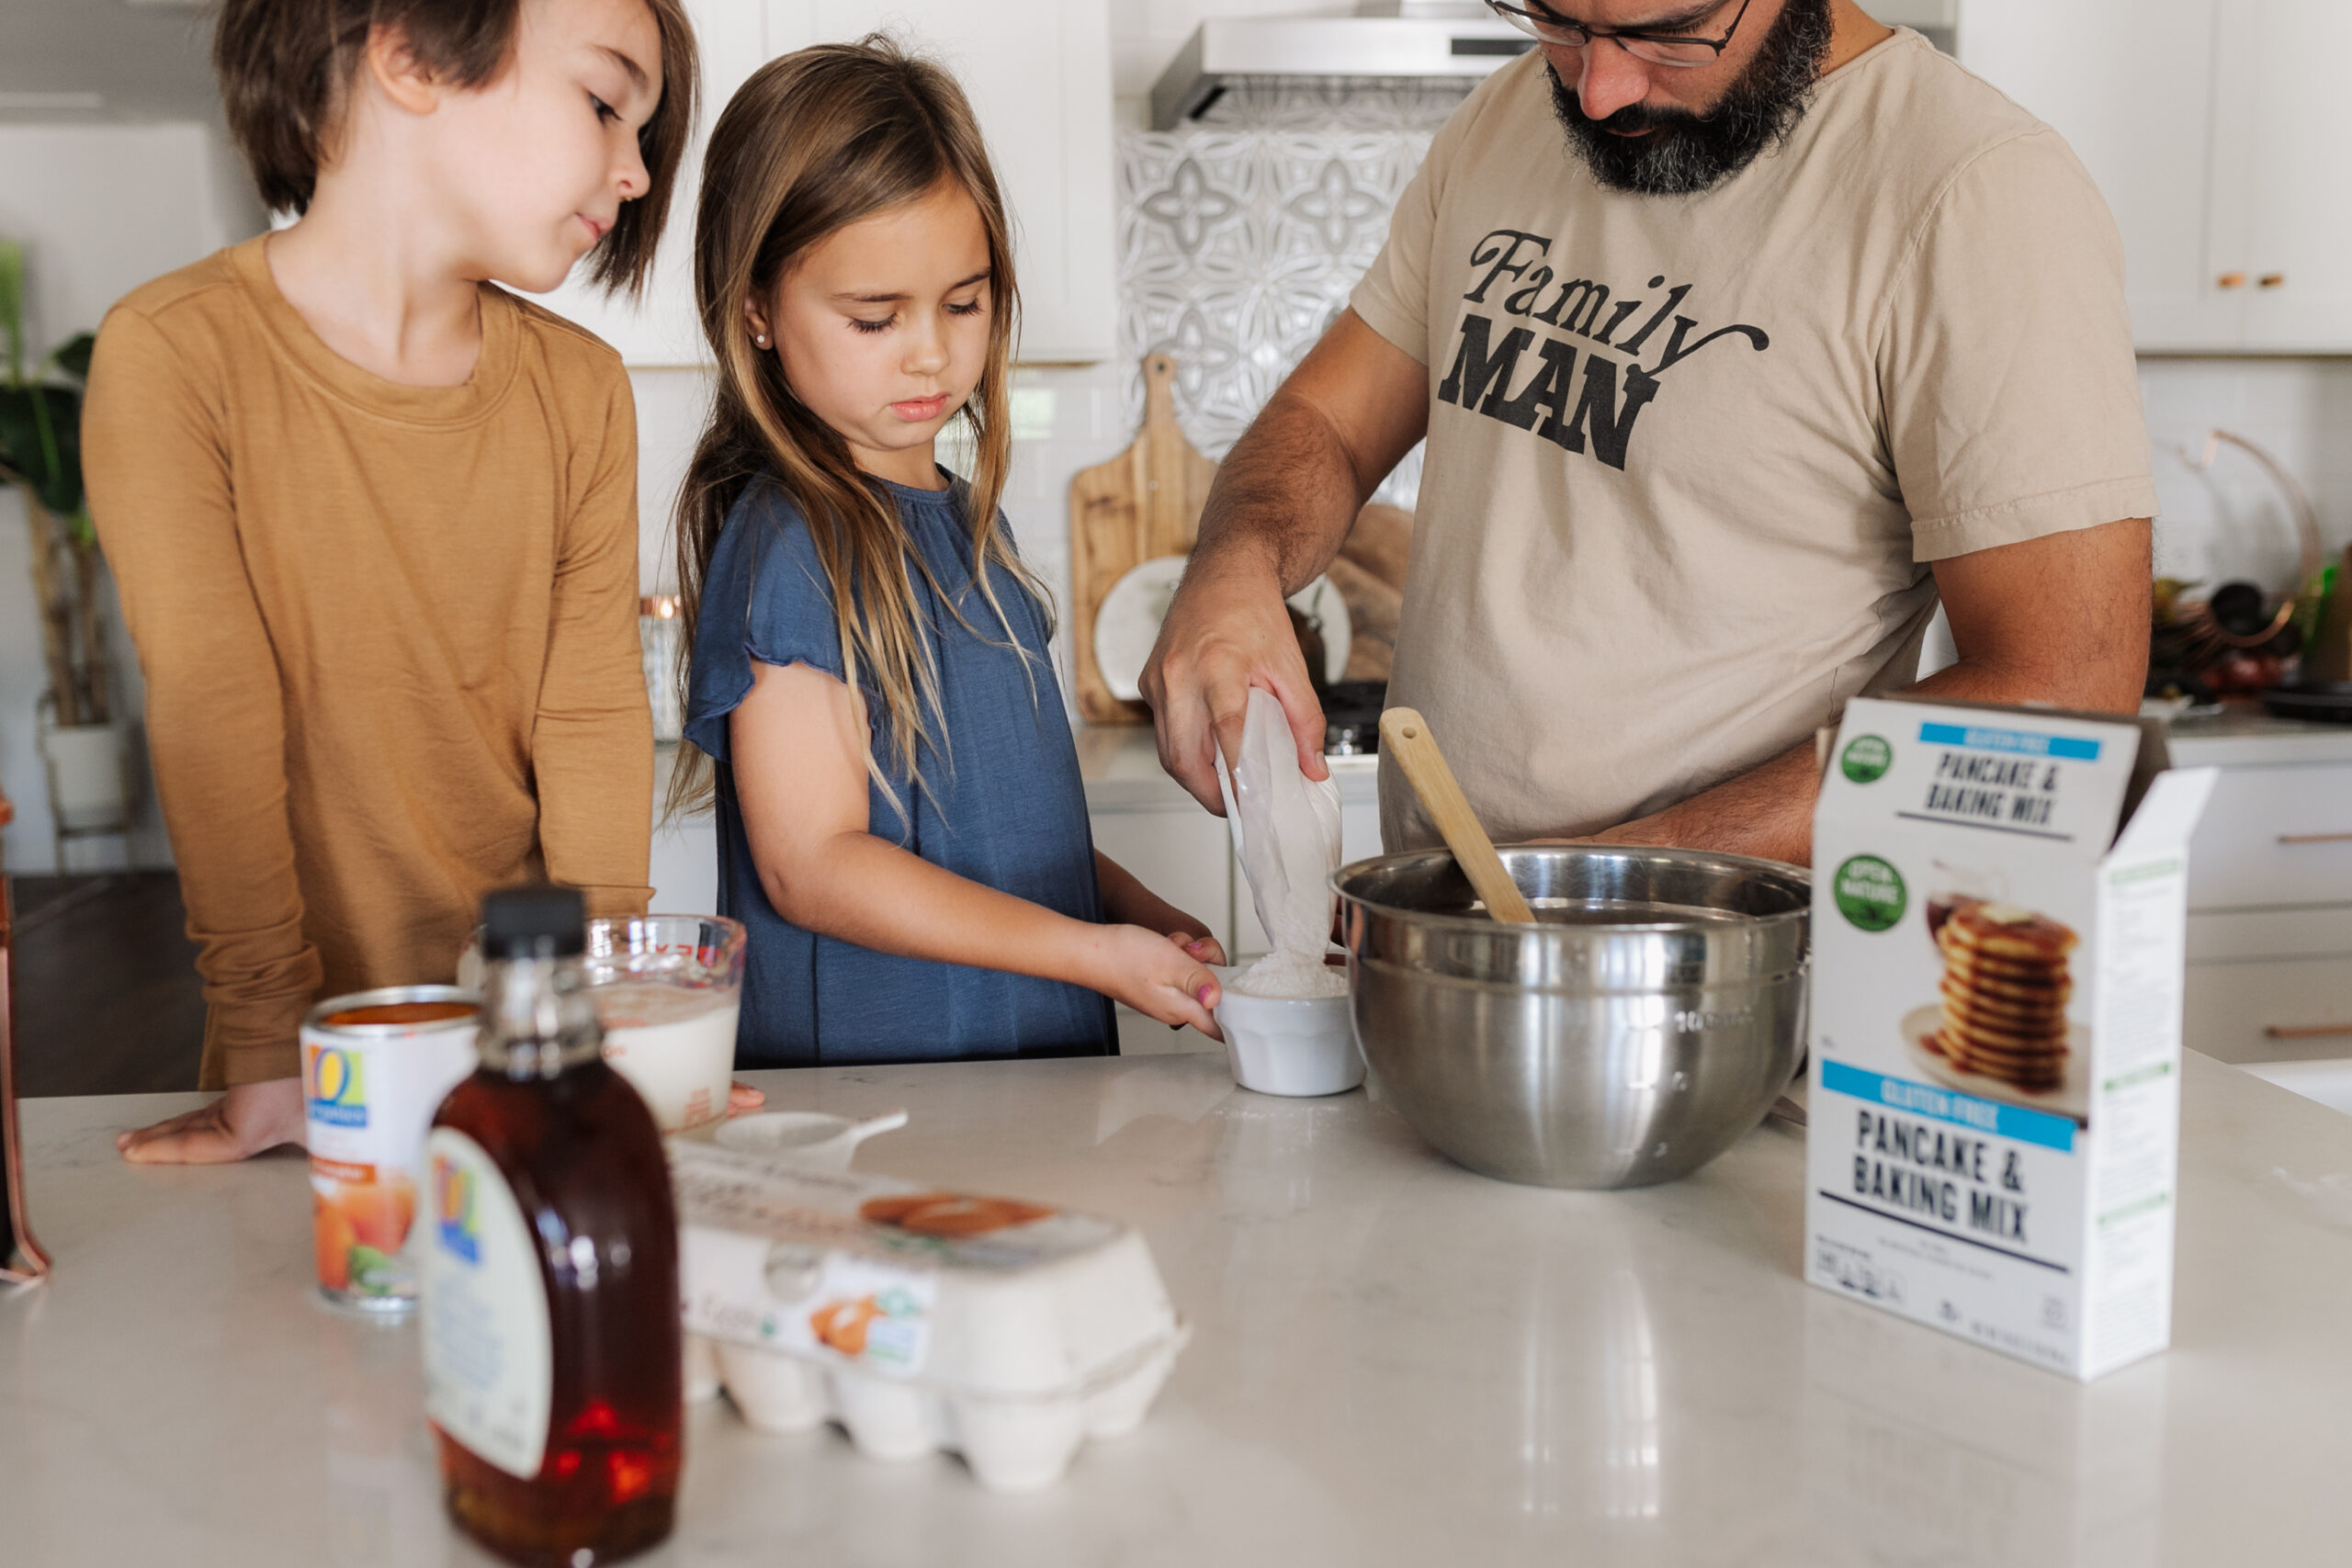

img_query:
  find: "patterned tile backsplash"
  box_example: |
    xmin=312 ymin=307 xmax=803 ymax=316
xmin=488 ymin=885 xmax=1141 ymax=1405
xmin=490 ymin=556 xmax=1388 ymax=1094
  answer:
xmin=1116 ymin=81 xmax=1473 ymax=508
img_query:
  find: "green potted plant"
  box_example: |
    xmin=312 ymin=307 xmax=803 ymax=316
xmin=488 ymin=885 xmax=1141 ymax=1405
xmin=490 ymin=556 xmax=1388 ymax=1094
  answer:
xmin=0 ymin=237 xmax=122 ymax=852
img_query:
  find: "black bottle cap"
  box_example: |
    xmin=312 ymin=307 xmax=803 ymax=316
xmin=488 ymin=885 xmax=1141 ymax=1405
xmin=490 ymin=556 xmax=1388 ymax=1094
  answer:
xmin=480 ymin=885 xmax=586 ymax=959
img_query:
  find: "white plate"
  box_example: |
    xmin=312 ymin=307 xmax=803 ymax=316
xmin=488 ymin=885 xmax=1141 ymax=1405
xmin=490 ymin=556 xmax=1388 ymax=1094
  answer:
xmin=1092 ymin=555 xmax=1351 ymax=704
xmin=1900 ymin=1004 xmax=2090 ymax=1124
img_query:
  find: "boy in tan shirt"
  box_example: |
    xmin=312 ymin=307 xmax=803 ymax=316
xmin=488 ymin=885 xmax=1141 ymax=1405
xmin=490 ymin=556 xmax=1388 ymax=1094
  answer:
xmin=81 ymin=0 xmax=701 ymax=1161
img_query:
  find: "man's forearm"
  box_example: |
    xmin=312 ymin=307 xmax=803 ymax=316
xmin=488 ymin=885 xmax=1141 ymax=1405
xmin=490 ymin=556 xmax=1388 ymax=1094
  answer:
xmin=1588 ymin=648 xmax=2144 ymax=866
xmin=1191 ymin=386 xmax=1373 ymax=594
xmin=1581 ymin=740 xmax=1822 ymax=864
xmin=1142 ymin=308 xmax=1430 ymax=805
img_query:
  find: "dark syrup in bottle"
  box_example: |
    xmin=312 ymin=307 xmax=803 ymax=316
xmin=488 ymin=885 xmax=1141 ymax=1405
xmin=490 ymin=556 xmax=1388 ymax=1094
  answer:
xmin=421 ymin=886 xmax=681 ymax=1566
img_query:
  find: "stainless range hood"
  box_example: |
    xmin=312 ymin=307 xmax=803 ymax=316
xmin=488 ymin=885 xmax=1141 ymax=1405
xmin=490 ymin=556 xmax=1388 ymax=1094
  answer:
xmin=1148 ymin=0 xmax=1959 ymax=130
xmin=1150 ymin=2 xmax=1534 ymax=130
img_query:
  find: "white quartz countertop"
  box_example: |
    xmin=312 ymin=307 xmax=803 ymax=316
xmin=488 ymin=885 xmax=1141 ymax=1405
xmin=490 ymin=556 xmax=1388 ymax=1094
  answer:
xmin=7 ymin=1051 xmax=2352 ymax=1565
xmin=2161 ymin=705 xmax=2352 ymax=766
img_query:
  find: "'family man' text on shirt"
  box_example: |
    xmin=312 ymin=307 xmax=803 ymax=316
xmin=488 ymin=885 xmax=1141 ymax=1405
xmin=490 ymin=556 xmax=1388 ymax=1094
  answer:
xmin=1439 ymin=228 xmax=1772 ymax=472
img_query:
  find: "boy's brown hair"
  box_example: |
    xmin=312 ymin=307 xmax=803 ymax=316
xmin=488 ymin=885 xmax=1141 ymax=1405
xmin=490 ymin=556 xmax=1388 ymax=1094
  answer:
xmin=212 ymin=0 xmax=697 ymax=295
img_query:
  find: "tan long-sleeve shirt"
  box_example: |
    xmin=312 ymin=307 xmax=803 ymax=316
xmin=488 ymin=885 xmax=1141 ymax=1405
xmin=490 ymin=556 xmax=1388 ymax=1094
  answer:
xmin=84 ymin=237 xmax=652 ymax=1088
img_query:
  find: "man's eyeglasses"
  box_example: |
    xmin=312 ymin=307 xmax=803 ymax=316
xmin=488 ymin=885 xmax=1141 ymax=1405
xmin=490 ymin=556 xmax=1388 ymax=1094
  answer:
xmin=1485 ymin=0 xmax=1754 ymax=68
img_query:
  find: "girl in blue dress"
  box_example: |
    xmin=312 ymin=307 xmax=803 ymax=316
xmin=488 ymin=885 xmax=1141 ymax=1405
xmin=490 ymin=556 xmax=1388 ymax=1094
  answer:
xmin=673 ymin=39 xmax=1225 ymax=1066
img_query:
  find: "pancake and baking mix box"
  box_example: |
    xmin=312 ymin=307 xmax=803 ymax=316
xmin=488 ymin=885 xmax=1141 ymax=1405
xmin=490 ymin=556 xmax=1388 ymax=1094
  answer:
xmin=1805 ymin=696 xmax=2216 ymax=1380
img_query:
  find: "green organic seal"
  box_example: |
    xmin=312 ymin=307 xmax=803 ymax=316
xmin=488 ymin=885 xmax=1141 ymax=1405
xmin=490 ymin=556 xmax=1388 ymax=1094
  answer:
xmin=1840 ymin=734 xmax=1893 ymax=784
xmin=1834 ymin=854 xmax=1906 ymax=932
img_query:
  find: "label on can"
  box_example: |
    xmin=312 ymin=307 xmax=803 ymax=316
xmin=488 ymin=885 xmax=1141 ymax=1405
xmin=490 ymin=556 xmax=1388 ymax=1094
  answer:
xmin=306 ymin=1043 xmax=370 ymax=1127
xmin=301 ymin=992 xmax=478 ymax=1305
xmin=420 ymin=1129 xmax=552 ymax=1478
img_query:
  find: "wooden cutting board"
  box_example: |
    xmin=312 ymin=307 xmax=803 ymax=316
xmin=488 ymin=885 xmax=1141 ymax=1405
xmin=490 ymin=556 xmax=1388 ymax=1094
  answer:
xmin=1069 ymin=355 xmax=1221 ymax=724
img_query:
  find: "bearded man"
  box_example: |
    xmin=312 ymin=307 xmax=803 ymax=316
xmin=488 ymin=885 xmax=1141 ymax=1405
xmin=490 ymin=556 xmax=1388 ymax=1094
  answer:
xmin=1143 ymin=0 xmax=2156 ymax=863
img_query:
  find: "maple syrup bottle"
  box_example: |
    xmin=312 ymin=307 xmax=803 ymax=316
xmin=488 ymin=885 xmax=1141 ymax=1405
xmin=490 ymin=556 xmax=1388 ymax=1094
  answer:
xmin=420 ymin=886 xmax=682 ymax=1566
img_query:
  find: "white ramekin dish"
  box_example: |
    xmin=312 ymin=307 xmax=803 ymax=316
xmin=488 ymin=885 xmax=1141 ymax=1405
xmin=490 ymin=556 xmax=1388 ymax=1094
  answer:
xmin=1210 ymin=964 xmax=1364 ymax=1097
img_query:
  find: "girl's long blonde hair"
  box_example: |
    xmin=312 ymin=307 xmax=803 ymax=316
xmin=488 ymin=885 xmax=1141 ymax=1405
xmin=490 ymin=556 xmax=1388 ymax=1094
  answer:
xmin=668 ymin=36 xmax=1040 ymax=821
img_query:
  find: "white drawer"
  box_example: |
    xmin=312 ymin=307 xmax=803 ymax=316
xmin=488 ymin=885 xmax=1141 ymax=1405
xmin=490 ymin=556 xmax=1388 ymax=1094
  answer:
xmin=2187 ymin=763 xmax=2352 ymax=910
xmin=2185 ymin=952 xmax=2352 ymax=1064
xmin=2187 ymin=907 xmax=2352 ymax=963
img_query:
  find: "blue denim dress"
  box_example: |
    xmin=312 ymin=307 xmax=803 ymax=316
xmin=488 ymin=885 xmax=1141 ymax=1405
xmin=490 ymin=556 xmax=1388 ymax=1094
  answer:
xmin=683 ymin=471 xmax=1114 ymax=1067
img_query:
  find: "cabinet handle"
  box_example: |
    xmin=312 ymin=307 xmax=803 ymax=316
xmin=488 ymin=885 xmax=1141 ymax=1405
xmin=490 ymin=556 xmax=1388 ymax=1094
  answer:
xmin=2217 ymin=271 xmax=2247 ymax=289
xmin=2278 ymin=831 xmax=2352 ymax=845
xmin=2264 ymin=1022 xmax=2352 ymax=1041
xmin=2258 ymin=274 xmax=2286 ymax=289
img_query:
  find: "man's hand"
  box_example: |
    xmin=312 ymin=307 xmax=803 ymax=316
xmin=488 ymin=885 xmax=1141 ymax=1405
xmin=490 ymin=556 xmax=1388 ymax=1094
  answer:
xmin=1142 ymin=550 xmax=1329 ymax=813
xmin=119 ymin=1077 xmax=306 ymax=1164
xmin=1141 ymin=308 xmax=1430 ymax=811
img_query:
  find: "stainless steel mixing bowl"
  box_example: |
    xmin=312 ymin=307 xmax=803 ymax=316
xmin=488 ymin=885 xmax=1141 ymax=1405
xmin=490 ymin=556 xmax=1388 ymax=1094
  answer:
xmin=1336 ymin=845 xmax=1810 ymax=1190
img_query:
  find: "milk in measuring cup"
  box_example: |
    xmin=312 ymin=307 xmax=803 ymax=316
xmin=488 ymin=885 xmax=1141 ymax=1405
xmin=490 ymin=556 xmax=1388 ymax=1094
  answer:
xmin=594 ymin=982 xmax=741 ymax=1134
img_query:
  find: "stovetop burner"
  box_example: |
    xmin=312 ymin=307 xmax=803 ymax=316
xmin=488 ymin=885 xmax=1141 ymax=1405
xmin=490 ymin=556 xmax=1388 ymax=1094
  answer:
xmin=1321 ymin=680 xmax=1386 ymax=756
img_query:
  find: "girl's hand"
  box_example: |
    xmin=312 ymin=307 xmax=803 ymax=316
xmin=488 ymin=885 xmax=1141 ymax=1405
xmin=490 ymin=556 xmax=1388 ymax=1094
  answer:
xmin=1091 ymin=926 xmax=1224 ymax=1039
xmin=1177 ymin=931 xmax=1227 ymax=968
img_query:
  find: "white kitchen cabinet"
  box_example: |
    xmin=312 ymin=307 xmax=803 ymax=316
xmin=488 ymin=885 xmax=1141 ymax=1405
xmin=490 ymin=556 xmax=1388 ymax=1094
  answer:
xmin=536 ymin=0 xmax=1116 ymax=367
xmin=2167 ymin=716 xmax=2352 ymax=1066
xmin=2211 ymin=0 xmax=2352 ymax=350
xmin=2183 ymin=950 xmax=2352 ymax=1064
xmin=2178 ymin=760 xmax=2352 ymax=910
xmin=2184 ymin=911 xmax=2352 ymax=1065
xmin=650 ymin=748 xmax=724 ymax=914
xmin=765 ymin=1 xmax=1116 ymax=363
xmin=650 ymin=805 xmax=722 ymax=917
xmin=1961 ymin=0 xmax=2352 ymax=353
xmin=1960 ymin=0 xmax=2232 ymax=350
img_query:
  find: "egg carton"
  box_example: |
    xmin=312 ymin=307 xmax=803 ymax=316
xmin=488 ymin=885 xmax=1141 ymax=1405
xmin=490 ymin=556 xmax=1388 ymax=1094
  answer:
xmin=669 ymin=1142 xmax=1189 ymax=1492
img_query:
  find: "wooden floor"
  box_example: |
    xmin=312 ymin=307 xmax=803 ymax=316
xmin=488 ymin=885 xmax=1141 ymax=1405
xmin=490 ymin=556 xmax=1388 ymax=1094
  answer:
xmin=7 ymin=873 xmax=207 ymax=1098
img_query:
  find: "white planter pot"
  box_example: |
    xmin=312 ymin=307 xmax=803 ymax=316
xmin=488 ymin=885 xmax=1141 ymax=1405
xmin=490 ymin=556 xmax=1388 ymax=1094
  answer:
xmin=40 ymin=720 xmax=130 ymax=832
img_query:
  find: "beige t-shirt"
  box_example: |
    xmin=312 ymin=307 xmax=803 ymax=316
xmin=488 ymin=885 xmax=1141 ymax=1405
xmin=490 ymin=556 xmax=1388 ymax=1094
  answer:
xmin=1351 ymin=30 xmax=2158 ymax=851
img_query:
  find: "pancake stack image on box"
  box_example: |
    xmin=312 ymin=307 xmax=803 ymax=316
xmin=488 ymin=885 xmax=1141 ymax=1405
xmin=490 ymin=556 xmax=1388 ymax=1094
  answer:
xmin=1928 ymin=898 xmax=2077 ymax=1092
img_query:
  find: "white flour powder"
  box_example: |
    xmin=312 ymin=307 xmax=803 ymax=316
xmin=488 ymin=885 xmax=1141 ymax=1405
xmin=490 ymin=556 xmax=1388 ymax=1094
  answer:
xmin=1219 ymin=690 xmax=1346 ymax=1001
xmin=1233 ymin=950 xmax=1348 ymax=999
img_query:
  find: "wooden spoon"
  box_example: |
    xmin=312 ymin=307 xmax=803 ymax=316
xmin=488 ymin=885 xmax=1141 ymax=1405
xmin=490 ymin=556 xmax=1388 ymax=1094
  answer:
xmin=1378 ymin=707 xmax=1538 ymax=924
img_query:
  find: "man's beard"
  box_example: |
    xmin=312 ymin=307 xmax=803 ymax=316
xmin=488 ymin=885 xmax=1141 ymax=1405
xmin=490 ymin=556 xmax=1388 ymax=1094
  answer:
xmin=1549 ymin=0 xmax=1836 ymax=196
